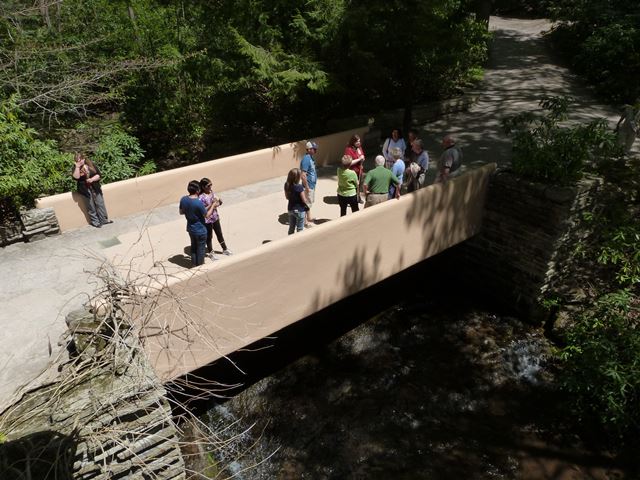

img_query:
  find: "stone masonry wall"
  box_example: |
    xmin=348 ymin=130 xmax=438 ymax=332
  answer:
xmin=450 ymin=169 xmax=600 ymax=322
xmin=0 ymin=206 xmax=60 ymax=247
xmin=0 ymin=307 xmax=186 ymax=479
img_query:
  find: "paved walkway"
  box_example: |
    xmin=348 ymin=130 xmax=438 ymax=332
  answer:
xmin=0 ymin=17 xmax=632 ymax=413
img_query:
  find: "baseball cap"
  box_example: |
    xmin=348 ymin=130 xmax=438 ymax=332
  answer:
xmin=305 ymin=141 xmax=318 ymax=150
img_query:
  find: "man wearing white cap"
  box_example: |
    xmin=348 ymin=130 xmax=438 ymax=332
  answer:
xmin=300 ymin=141 xmax=318 ymax=226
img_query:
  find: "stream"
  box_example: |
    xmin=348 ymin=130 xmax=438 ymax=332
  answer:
xmin=183 ymin=263 xmax=630 ymax=479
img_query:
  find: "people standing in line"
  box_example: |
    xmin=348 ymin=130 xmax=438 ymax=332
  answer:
xmin=179 ymin=180 xmax=208 ymax=267
xmin=382 ymin=128 xmax=407 ymax=169
xmin=363 ymin=155 xmax=400 ymax=208
xmin=198 ymin=178 xmax=232 ymax=260
xmin=284 ymin=168 xmax=309 ymax=234
xmin=389 ymin=147 xmax=405 ymax=199
xmin=344 ymin=134 xmax=366 ymax=204
xmin=435 ymin=134 xmax=463 ymax=183
xmin=300 ymin=141 xmax=318 ymax=227
xmin=404 ymin=139 xmax=429 ymax=192
xmin=337 ymin=154 xmax=360 ymax=217
xmin=71 ymin=153 xmax=113 ymax=228
xmin=615 ymin=104 xmax=639 ymax=154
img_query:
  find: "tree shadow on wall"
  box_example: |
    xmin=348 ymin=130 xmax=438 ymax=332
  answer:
xmin=307 ymin=170 xmax=491 ymax=314
xmin=404 ymin=172 xmax=491 ymax=259
xmin=0 ymin=431 xmax=77 ymax=480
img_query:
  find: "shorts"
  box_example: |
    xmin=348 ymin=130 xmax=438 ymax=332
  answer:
xmin=306 ymin=187 xmax=315 ymax=206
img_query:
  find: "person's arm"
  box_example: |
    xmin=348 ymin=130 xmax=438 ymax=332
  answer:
xmin=382 ymin=138 xmax=389 ymax=158
xmin=300 ymin=188 xmax=309 ymax=205
xmin=84 ymin=164 xmax=100 ymax=184
xmin=72 ymin=165 xmax=81 ymax=180
xmin=300 ymin=157 xmax=311 ymax=191
xmin=350 ymin=171 xmax=359 ymax=191
xmin=301 ymin=171 xmax=310 ymax=191
xmin=391 ymin=174 xmax=400 ymax=198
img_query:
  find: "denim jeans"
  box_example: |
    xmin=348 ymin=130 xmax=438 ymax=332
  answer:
xmin=288 ymin=209 xmax=305 ymax=234
xmin=83 ymin=189 xmax=109 ymax=227
xmin=189 ymin=232 xmax=207 ymax=266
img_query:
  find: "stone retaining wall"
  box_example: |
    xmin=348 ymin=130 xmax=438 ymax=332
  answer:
xmin=0 ymin=207 xmax=60 ymax=247
xmin=452 ymin=169 xmax=600 ymax=322
xmin=0 ymin=307 xmax=185 ymax=479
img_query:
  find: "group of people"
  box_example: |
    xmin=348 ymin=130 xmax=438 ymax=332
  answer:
xmin=73 ymin=127 xmax=463 ymax=266
xmin=284 ymin=128 xmax=463 ymax=234
xmin=179 ymin=178 xmax=233 ymax=266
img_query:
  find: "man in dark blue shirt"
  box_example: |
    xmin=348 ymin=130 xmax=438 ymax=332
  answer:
xmin=179 ymin=180 xmax=208 ymax=266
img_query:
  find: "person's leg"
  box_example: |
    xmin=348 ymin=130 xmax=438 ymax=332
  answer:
xmin=189 ymin=232 xmax=198 ymax=265
xmin=194 ymin=233 xmax=207 ymax=266
xmin=84 ymin=192 xmax=101 ymax=227
xmin=205 ymin=223 xmax=213 ymax=253
xmin=338 ymin=195 xmax=348 ymax=216
xmin=211 ymin=219 xmax=228 ymax=251
xmin=93 ymin=191 xmax=110 ymax=224
xmin=295 ymin=210 xmax=305 ymax=232
xmin=348 ymin=195 xmax=359 ymax=213
xmin=288 ymin=211 xmax=296 ymax=235
xmin=305 ymin=188 xmax=315 ymax=225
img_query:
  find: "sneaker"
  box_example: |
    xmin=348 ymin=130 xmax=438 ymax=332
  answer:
xmin=208 ymin=252 xmax=218 ymax=260
xmin=222 ymin=249 xmax=233 ymax=256
xmin=101 ymin=220 xmax=114 ymax=225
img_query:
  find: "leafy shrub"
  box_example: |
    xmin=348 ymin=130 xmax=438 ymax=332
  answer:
xmin=502 ymin=96 xmax=622 ymax=184
xmin=0 ymin=97 xmax=74 ymax=209
xmin=0 ymin=98 xmax=153 ymax=211
xmin=93 ymin=127 xmax=154 ymax=183
xmin=547 ymin=2 xmax=640 ymax=104
xmin=559 ymin=290 xmax=640 ymax=442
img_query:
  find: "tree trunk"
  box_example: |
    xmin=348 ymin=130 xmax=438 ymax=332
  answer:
xmin=40 ymin=0 xmax=52 ymax=29
xmin=475 ymin=0 xmax=492 ymax=27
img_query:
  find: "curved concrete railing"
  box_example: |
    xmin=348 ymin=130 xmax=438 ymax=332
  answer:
xmin=130 ymin=163 xmax=496 ymax=381
xmin=36 ymin=127 xmax=369 ymax=232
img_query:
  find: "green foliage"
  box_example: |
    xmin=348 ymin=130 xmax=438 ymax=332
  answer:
xmin=559 ymin=290 xmax=640 ymax=442
xmin=0 ymin=0 xmax=492 ymax=164
xmin=548 ymin=1 xmax=640 ymax=104
xmin=0 ymin=98 xmax=150 ymax=209
xmin=502 ymin=96 xmax=622 ymax=184
xmin=598 ymin=225 xmax=640 ymax=287
xmin=93 ymin=127 xmax=151 ymax=183
xmin=0 ymin=98 xmax=74 ymax=208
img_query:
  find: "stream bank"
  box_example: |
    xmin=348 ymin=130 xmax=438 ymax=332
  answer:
xmin=195 ymin=288 xmax=631 ymax=479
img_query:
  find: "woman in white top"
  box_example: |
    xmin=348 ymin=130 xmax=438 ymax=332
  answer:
xmin=382 ymin=128 xmax=407 ymax=168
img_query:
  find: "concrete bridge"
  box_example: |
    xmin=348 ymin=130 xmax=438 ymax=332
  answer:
xmin=0 ymin=123 xmax=495 ymax=413
xmin=33 ymin=126 xmax=496 ymax=385
xmin=3 ymin=16 xmax=625 ymax=413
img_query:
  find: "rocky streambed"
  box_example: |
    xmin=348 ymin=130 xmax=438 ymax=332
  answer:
xmin=189 ymin=293 xmax=629 ymax=479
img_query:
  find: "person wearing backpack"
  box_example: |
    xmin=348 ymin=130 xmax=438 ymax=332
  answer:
xmin=435 ymin=134 xmax=463 ymax=183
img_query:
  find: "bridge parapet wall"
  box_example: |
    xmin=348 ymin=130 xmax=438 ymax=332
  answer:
xmin=36 ymin=127 xmax=368 ymax=232
xmin=129 ymin=164 xmax=496 ymax=381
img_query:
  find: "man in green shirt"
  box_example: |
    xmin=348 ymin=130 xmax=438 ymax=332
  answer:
xmin=363 ymin=155 xmax=400 ymax=208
